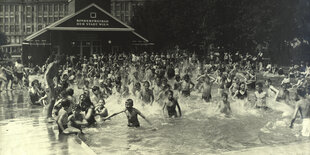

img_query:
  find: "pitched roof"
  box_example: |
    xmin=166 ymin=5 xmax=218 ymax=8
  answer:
xmin=24 ymin=3 xmax=147 ymax=42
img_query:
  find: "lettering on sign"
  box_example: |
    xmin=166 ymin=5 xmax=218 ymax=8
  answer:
xmin=76 ymin=19 xmax=109 ymax=27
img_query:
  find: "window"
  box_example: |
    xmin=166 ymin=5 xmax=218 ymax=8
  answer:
xmin=26 ymin=17 xmax=31 ymax=23
xmin=54 ymin=4 xmax=58 ymax=11
xmin=54 ymin=17 xmax=59 ymax=21
xmin=15 ymin=15 xmax=19 ymax=23
xmin=38 ymin=17 xmax=42 ymax=23
xmin=38 ymin=25 xmax=42 ymax=30
xmin=38 ymin=4 xmax=42 ymax=11
xmin=49 ymin=4 xmax=53 ymax=12
xmin=10 ymin=5 xmax=14 ymax=12
xmin=115 ymin=3 xmax=120 ymax=11
xmin=43 ymin=17 xmax=47 ymax=23
xmin=4 ymin=18 xmax=8 ymax=23
xmin=4 ymin=25 xmax=8 ymax=32
xmin=4 ymin=5 xmax=8 ymax=12
xmin=15 ymin=25 xmax=19 ymax=32
xmin=26 ymin=27 xmax=31 ymax=33
xmin=0 ymin=26 xmax=3 ymax=31
xmin=121 ymin=2 xmax=125 ymax=11
xmin=10 ymin=17 xmax=14 ymax=23
xmin=0 ymin=17 xmax=2 ymax=23
xmin=90 ymin=12 xmax=96 ymax=18
xmin=43 ymin=4 xmax=47 ymax=11
xmin=49 ymin=17 xmax=53 ymax=23
xmin=15 ymin=5 xmax=19 ymax=11
xmin=10 ymin=25 xmax=14 ymax=32
xmin=59 ymin=4 xmax=63 ymax=11
xmin=64 ymin=5 xmax=68 ymax=11
xmin=0 ymin=5 xmax=3 ymax=12
xmin=26 ymin=6 xmax=31 ymax=12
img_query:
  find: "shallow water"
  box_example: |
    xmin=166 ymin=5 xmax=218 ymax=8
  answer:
xmin=82 ymin=90 xmax=310 ymax=155
xmin=1 ymin=74 xmax=309 ymax=155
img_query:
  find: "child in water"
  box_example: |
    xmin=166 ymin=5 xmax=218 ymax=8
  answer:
xmin=95 ymin=99 xmax=108 ymax=118
xmin=56 ymin=99 xmax=71 ymax=134
xmin=68 ymin=104 xmax=88 ymax=134
xmin=162 ymin=90 xmax=182 ymax=118
xmin=103 ymin=99 xmax=152 ymax=127
xmin=254 ymin=83 xmax=268 ymax=110
xmin=217 ymin=93 xmax=232 ymax=116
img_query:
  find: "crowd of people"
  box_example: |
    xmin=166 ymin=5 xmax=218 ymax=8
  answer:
xmin=1 ymin=49 xmax=310 ymax=136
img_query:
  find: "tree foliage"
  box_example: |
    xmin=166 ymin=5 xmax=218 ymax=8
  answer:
xmin=131 ymin=0 xmax=307 ymax=64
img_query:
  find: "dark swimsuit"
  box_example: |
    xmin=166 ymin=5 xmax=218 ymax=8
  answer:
xmin=58 ymin=125 xmax=68 ymax=134
xmin=182 ymin=90 xmax=190 ymax=97
xmin=167 ymin=106 xmax=177 ymax=117
xmin=126 ymin=108 xmax=140 ymax=127
xmin=236 ymin=90 xmax=247 ymax=100
xmin=166 ymin=99 xmax=178 ymax=117
xmin=202 ymin=94 xmax=212 ymax=102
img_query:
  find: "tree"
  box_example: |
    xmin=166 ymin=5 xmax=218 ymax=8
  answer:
xmin=131 ymin=0 xmax=300 ymax=64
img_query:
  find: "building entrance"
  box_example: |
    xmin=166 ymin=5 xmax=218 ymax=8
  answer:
xmin=77 ymin=40 xmax=102 ymax=58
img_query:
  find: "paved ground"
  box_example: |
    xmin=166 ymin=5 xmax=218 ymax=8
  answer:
xmin=0 ymin=90 xmax=96 ymax=155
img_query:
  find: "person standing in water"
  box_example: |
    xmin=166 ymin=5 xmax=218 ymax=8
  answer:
xmin=200 ymin=75 xmax=215 ymax=102
xmin=103 ymin=99 xmax=152 ymax=127
xmin=181 ymin=74 xmax=195 ymax=97
xmin=254 ymin=82 xmax=268 ymax=110
xmin=217 ymin=92 xmax=232 ymax=116
xmin=162 ymin=90 xmax=182 ymax=118
xmin=139 ymin=81 xmax=154 ymax=105
xmin=45 ymin=56 xmax=61 ymax=122
xmin=290 ymin=88 xmax=310 ymax=137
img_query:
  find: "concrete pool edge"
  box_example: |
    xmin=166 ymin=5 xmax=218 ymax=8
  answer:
xmin=75 ymin=134 xmax=97 ymax=155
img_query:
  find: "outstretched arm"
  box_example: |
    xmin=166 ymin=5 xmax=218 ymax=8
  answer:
xmin=103 ymin=110 xmax=125 ymax=121
xmin=270 ymin=85 xmax=279 ymax=101
xmin=176 ymin=101 xmax=182 ymax=117
xmin=162 ymin=102 xmax=167 ymax=116
xmin=290 ymin=104 xmax=301 ymax=128
xmin=137 ymin=110 xmax=152 ymax=125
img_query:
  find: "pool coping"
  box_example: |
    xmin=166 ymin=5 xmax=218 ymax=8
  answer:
xmin=75 ymin=134 xmax=97 ymax=155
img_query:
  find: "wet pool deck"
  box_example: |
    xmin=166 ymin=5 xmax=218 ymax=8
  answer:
xmin=0 ymin=90 xmax=96 ymax=155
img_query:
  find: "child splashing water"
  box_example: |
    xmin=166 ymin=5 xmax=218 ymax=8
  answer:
xmin=103 ymin=99 xmax=152 ymax=128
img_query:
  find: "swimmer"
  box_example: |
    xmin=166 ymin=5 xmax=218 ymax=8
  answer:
xmin=232 ymin=82 xmax=248 ymax=100
xmin=139 ymin=81 xmax=154 ymax=105
xmin=217 ymin=93 xmax=232 ymax=116
xmin=91 ymin=86 xmax=104 ymax=106
xmin=265 ymin=79 xmax=279 ymax=101
xmin=103 ymin=99 xmax=152 ymax=127
xmin=201 ymin=75 xmax=215 ymax=102
xmin=95 ymin=99 xmax=108 ymax=117
xmin=180 ymin=74 xmax=195 ymax=97
xmin=254 ymin=82 xmax=268 ymax=110
xmin=56 ymin=99 xmax=71 ymax=134
xmin=290 ymin=88 xmax=310 ymax=137
xmin=162 ymin=90 xmax=182 ymax=118
xmin=68 ymin=104 xmax=88 ymax=134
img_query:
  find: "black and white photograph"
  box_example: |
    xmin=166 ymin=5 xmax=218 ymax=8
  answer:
xmin=0 ymin=0 xmax=310 ymax=154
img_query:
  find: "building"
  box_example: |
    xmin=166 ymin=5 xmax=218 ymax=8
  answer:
xmin=22 ymin=3 xmax=149 ymax=65
xmin=0 ymin=0 xmax=69 ymax=54
xmin=111 ymin=0 xmax=147 ymax=24
xmin=0 ymin=0 xmax=150 ymax=56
